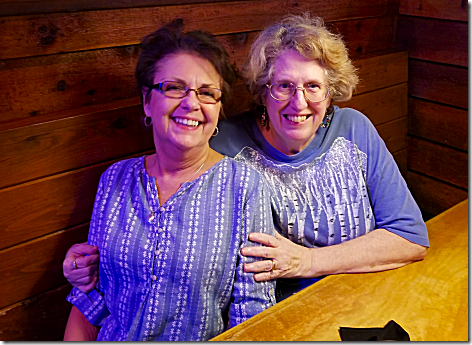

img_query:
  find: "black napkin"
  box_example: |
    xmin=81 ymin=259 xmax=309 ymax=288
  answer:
xmin=339 ymin=320 xmax=410 ymax=341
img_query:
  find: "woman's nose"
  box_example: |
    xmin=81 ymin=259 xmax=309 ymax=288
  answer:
xmin=290 ymin=88 xmax=308 ymax=110
xmin=180 ymin=89 xmax=201 ymax=111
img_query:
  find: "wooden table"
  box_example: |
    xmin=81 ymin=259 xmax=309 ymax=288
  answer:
xmin=211 ymin=199 xmax=468 ymax=341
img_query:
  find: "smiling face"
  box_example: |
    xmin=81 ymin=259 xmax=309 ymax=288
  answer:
xmin=262 ymin=50 xmax=331 ymax=155
xmin=143 ymin=52 xmax=222 ymax=153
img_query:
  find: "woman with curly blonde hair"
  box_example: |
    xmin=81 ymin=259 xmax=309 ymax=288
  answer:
xmin=64 ymin=14 xmax=428 ymax=305
xmin=216 ymin=13 xmax=428 ymax=300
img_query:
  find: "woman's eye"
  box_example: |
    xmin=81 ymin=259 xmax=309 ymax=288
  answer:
xmin=164 ymin=83 xmax=186 ymax=91
xmin=306 ymin=83 xmax=321 ymax=91
xmin=199 ymin=89 xmax=215 ymax=97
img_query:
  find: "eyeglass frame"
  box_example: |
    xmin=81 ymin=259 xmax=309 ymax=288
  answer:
xmin=265 ymin=81 xmax=330 ymax=103
xmin=146 ymin=81 xmax=223 ymax=104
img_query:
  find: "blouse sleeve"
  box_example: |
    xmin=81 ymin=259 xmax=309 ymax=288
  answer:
xmin=359 ymin=112 xmax=429 ymax=247
xmin=228 ymin=175 xmax=277 ymax=328
xmin=66 ymin=170 xmax=111 ymax=326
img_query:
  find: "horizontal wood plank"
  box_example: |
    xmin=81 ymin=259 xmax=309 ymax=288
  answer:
xmin=407 ymin=171 xmax=468 ymax=217
xmin=0 ymin=0 xmax=235 ymax=16
xmin=0 ymin=46 xmax=141 ymax=124
xmin=0 ymin=0 xmax=397 ymax=60
xmin=408 ymin=137 xmax=467 ymax=189
xmin=354 ymin=50 xmax=408 ymax=94
xmin=329 ymin=16 xmax=396 ymax=57
xmin=0 ymin=224 xmax=89 ymax=309
xmin=377 ymin=117 xmax=408 ymax=154
xmin=408 ymin=98 xmax=468 ymax=151
xmin=0 ymin=150 xmax=152 ymax=250
xmin=0 ymin=284 xmax=72 ymax=341
xmin=396 ymin=16 xmax=467 ymax=67
xmin=337 ymin=83 xmax=408 ymax=126
xmin=399 ymin=0 xmax=468 ymax=21
xmin=0 ymin=101 xmax=154 ymax=189
xmin=408 ymin=60 xmax=468 ymax=109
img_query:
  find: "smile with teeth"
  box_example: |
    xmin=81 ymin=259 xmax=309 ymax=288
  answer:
xmin=284 ymin=114 xmax=312 ymax=123
xmin=172 ymin=117 xmax=201 ymax=127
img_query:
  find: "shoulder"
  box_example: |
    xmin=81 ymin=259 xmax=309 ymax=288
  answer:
xmin=100 ymin=156 xmax=143 ymax=184
xmin=328 ymin=106 xmax=381 ymax=146
xmin=219 ymin=156 xmax=266 ymax=187
xmin=333 ymin=106 xmax=375 ymax=129
xmin=211 ymin=111 xmax=258 ymax=157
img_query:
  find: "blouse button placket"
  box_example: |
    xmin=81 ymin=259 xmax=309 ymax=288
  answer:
xmin=150 ymin=205 xmax=166 ymax=287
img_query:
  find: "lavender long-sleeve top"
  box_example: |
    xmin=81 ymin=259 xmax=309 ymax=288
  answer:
xmin=67 ymin=156 xmax=276 ymax=341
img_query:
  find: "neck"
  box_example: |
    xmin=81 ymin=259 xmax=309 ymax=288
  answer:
xmin=257 ymin=119 xmax=315 ymax=155
xmin=148 ymin=145 xmax=211 ymax=179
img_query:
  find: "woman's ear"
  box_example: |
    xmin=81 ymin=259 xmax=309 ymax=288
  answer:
xmin=142 ymin=87 xmax=151 ymax=117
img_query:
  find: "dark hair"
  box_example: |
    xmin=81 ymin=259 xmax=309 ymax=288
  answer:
xmin=136 ymin=19 xmax=237 ymax=117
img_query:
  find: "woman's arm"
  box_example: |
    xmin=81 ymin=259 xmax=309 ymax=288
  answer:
xmin=241 ymin=229 xmax=427 ymax=281
xmin=64 ymin=306 xmax=100 ymax=341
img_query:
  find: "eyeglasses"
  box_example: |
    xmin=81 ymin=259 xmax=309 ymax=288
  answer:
xmin=149 ymin=81 xmax=222 ymax=104
xmin=266 ymin=81 xmax=329 ymax=103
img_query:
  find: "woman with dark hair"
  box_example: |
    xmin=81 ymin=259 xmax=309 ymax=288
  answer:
xmin=63 ymin=21 xmax=276 ymax=341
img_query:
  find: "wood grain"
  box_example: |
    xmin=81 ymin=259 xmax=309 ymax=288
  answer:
xmin=0 ymin=0 xmax=235 ymax=16
xmin=407 ymin=171 xmax=468 ymax=216
xmin=400 ymin=0 xmax=468 ymax=21
xmin=396 ymin=16 xmax=467 ymax=67
xmin=0 ymin=0 xmax=397 ymax=60
xmin=211 ymin=200 xmax=469 ymax=341
xmin=0 ymin=100 xmax=154 ymax=189
xmin=408 ymin=98 xmax=467 ymax=151
xmin=408 ymin=137 xmax=467 ymax=189
xmin=408 ymin=60 xmax=468 ymax=109
xmin=0 ymin=151 xmax=152 ymax=250
xmin=337 ymin=83 xmax=407 ymax=126
xmin=354 ymin=50 xmax=408 ymax=94
xmin=0 ymin=223 xmax=89 ymax=309
xmin=0 ymin=284 xmax=72 ymax=341
xmin=377 ymin=117 xmax=407 ymax=153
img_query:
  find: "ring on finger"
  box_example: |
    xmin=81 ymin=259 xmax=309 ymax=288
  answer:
xmin=72 ymin=259 xmax=78 ymax=270
xmin=270 ymin=259 xmax=276 ymax=271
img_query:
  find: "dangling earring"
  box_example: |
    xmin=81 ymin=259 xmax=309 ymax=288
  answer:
xmin=212 ymin=126 xmax=219 ymax=137
xmin=261 ymin=107 xmax=267 ymax=127
xmin=319 ymin=110 xmax=333 ymax=128
xmin=144 ymin=115 xmax=152 ymax=127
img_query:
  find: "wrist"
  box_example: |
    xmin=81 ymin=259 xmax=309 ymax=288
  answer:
xmin=302 ymin=247 xmax=319 ymax=278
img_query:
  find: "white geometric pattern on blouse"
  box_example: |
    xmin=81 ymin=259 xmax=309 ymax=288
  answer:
xmin=234 ymin=137 xmax=373 ymax=246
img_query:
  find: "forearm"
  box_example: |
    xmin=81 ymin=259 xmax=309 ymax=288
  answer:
xmin=307 ymin=229 xmax=428 ymax=277
xmin=64 ymin=305 xmax=99 ymax=341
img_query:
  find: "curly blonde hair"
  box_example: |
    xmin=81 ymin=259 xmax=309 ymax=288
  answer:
xmin=241 ymin=13 xmax=359 ymax=106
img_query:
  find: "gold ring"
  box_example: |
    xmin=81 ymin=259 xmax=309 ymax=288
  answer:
xmin=73 ymin=259 xmax=78 ymax=269
xmin=270 ymin=259 xmax=276 ymax=271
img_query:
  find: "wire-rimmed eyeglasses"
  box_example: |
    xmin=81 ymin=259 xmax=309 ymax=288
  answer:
xmin=148 ymin=81 xmax=222 ymax=104
xmin=266 ymin=81 xmax=329 ymax=103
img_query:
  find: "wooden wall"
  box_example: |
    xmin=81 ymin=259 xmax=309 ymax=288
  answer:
xmin=395 ymin=0 xmax=468 ymax=219
xmin=0 ymin=0 xmax=409 ymax=340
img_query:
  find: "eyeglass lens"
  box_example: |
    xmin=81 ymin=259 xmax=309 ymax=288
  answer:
xmin=155 ymin=81 xmax=222 ymax=104
xmin=269 ymin=82 xmax=328 ymax=102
